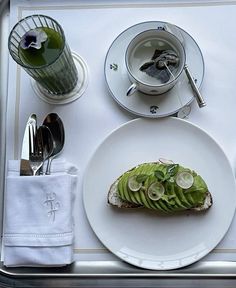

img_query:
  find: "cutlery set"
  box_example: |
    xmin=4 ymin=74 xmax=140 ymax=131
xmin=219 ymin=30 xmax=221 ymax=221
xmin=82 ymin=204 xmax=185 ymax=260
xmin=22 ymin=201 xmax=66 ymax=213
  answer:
xmin=20 ymin=113 xmax=65 ymax=176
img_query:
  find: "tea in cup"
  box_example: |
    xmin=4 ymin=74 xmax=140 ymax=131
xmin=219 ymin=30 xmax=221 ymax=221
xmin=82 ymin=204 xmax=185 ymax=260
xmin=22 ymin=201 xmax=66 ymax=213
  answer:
xmin=125 ymin=29 xmax=186 ymax=96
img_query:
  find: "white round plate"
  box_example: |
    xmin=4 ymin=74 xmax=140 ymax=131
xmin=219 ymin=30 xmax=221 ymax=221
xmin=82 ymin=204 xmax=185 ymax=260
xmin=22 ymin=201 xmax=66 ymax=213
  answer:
xmin=104 ymin=21 xmax=204 ymax=118
xmin=83 ymin=118 xmax=236 ymax=270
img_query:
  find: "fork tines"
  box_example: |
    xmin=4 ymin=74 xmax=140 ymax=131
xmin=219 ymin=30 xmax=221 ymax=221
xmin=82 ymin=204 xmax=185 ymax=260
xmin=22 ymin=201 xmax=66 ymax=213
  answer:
xmin=29 ymin=124 xmax=44 ymax=176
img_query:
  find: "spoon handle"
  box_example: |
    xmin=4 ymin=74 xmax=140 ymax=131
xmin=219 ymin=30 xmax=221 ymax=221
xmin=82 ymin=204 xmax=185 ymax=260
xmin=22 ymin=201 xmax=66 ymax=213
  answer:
xmin=184 ymin=64 xmax=206 ymax=108
xmin=46 ymin=157 xmax=53 ymax=175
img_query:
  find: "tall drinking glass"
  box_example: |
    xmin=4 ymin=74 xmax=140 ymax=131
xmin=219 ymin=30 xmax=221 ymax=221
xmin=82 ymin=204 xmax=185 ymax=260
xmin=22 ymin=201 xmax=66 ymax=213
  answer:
xmin=8 ymin=15 xmax=78 ymax=96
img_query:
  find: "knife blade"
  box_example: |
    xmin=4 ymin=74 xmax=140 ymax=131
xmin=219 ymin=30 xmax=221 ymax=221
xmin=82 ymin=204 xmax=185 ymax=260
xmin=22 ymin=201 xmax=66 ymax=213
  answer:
xmin=20 ymin=114 xmax=37 ymax=176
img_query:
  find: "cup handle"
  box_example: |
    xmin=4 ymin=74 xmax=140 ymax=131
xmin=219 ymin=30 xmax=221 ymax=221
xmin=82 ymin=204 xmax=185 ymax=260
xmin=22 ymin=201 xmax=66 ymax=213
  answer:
xmin=126 ymin=83 xmax=137 ymax=96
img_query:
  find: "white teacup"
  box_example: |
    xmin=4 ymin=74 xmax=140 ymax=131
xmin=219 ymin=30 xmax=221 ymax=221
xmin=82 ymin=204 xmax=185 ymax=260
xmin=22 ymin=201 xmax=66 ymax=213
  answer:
xmin=125 ymin=29 xmax=186 ymax=96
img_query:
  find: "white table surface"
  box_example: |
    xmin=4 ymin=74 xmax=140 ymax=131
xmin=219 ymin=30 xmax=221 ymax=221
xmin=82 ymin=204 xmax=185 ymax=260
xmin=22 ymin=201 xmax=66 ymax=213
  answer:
xmin=5 ymin=0 xmax=236 ymax=262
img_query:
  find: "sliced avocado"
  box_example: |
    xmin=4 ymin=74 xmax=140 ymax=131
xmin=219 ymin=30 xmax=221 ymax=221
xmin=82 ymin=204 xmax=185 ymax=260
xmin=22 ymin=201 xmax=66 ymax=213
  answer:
xmin=117 ymin=162 xmax=209 ymax=212
xmin=186 ymin=175 xmax=207 ymax=206
xmin=153 ymin=199 xmax=172 ymax=212
xmin=175 ymin=186 xmax=192 ymax=208
xmin=132 ymin=189 xmax=143 ymax=205
xmin=167 ymin=181 xmax=189 ymax=209
xmin=121 ymin=173 xmax=133 ymax=203
xmin=144 ymin=191 xmax=162 ymax=210
xmin=139 ymin=190 xmax=152 ymax=209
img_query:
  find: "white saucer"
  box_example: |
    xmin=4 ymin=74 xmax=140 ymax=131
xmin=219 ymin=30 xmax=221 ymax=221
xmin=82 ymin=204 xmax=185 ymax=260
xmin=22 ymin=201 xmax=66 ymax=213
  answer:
xmin=104 ymin=21 xmax=204 ymax=118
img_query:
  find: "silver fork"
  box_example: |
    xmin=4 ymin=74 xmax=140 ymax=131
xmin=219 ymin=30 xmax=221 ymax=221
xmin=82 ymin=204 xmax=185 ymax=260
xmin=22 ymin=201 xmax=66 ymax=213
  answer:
xmin=29 ymin=124 xmax=44 ymax=176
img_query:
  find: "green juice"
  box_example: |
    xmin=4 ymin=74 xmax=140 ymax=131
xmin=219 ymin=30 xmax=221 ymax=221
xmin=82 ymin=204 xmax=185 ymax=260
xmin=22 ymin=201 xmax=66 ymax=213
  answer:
xmin=19 ymin=27 xmax=63 ymax=67
xmin=18 ymin=27 xmax=78 ymax=95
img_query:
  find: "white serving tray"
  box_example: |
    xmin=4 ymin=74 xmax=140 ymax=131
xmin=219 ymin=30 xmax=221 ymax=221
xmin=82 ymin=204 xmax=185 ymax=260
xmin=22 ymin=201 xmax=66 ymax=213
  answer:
xmin=2 ymin=0 xmax=236 ymax=278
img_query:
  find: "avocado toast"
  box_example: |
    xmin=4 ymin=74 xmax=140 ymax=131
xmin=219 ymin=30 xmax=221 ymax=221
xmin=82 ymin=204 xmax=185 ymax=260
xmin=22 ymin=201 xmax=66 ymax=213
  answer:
xmin=108 ymin=160 xmax=212 ymax=213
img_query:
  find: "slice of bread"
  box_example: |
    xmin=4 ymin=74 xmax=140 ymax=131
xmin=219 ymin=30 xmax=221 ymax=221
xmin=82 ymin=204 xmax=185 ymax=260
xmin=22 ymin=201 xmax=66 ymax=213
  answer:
xmin=108 ymin=162 xmax=213 ymax=213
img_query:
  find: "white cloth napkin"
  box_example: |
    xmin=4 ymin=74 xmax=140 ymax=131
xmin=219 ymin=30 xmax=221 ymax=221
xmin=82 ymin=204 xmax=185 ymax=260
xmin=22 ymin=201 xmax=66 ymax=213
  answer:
xmin=2 ymin=159 xmax=78 ymax=267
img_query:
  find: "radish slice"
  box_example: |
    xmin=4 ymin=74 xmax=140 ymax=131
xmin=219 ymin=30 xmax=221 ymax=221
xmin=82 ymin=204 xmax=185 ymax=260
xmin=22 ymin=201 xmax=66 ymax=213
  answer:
xmin=128 ymin=175 xmax=142 ymax=192
xmin=176 ymin=171 xmax=194 ymax=189
xmin=159 ymin=158 xmax=174 ymax=165
xmin=147 ymin=182 xmax=165 ymax=201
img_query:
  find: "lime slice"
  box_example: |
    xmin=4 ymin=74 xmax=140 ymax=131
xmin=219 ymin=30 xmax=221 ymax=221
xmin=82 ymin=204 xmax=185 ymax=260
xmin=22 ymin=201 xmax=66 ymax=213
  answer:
xmin=127 ymin=175 xmax=142 ymax=192
xmin=176 ymin=171 xmax=194 ymax=189
xmin=147 ymin=182 xmax=165 ymax=201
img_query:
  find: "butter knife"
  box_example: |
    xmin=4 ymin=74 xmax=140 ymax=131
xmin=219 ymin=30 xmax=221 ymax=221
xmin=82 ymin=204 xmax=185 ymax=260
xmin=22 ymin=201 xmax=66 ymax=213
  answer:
xmin=20 ymin=114 xmax=37 ymax=176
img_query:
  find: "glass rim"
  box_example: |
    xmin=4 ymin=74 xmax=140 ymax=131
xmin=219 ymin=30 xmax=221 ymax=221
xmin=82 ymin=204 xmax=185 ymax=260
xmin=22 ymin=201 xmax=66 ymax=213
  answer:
xmin=8 ymin=14 xmax=66 ymax=69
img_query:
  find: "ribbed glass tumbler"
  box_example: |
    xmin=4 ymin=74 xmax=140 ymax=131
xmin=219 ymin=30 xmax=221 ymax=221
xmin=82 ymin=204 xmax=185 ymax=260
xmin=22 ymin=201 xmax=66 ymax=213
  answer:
xmin=8 ymin=15 xmax=78 ymax=96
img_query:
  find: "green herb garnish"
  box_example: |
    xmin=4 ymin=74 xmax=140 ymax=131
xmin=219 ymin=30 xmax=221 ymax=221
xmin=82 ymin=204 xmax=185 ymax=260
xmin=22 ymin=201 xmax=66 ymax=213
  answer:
xmin=154 ymin=164 xmax=179 ymax=182
xmin=154 ymin=170 xmax=165 ymax=182
xmin=167 ymin=164 xmax=179 ymax=176
xmin=136 ymin=174 xmax=149 ymax=183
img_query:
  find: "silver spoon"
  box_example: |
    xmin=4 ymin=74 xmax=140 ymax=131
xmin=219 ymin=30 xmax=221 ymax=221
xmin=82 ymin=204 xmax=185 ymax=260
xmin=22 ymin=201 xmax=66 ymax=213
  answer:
xmin=160 ymin=26 xmax=206 ymax=108
xmin=156 ymin=58 xmax=206 ymax=108
xmin=43 ymin=113 xmax=65 ymax=175
xmin=184 ymin=64 xmax=206 ymax=108
xmin=37 ymin=125 xmax=54 ymax=174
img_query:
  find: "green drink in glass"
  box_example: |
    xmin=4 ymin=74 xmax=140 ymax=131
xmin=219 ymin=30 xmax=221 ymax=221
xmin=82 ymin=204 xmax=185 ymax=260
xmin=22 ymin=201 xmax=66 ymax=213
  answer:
xmin=19 ymin=27 xmax=64 ymax=67
xmin=9 ymin=15 xmax=78 ymax=96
